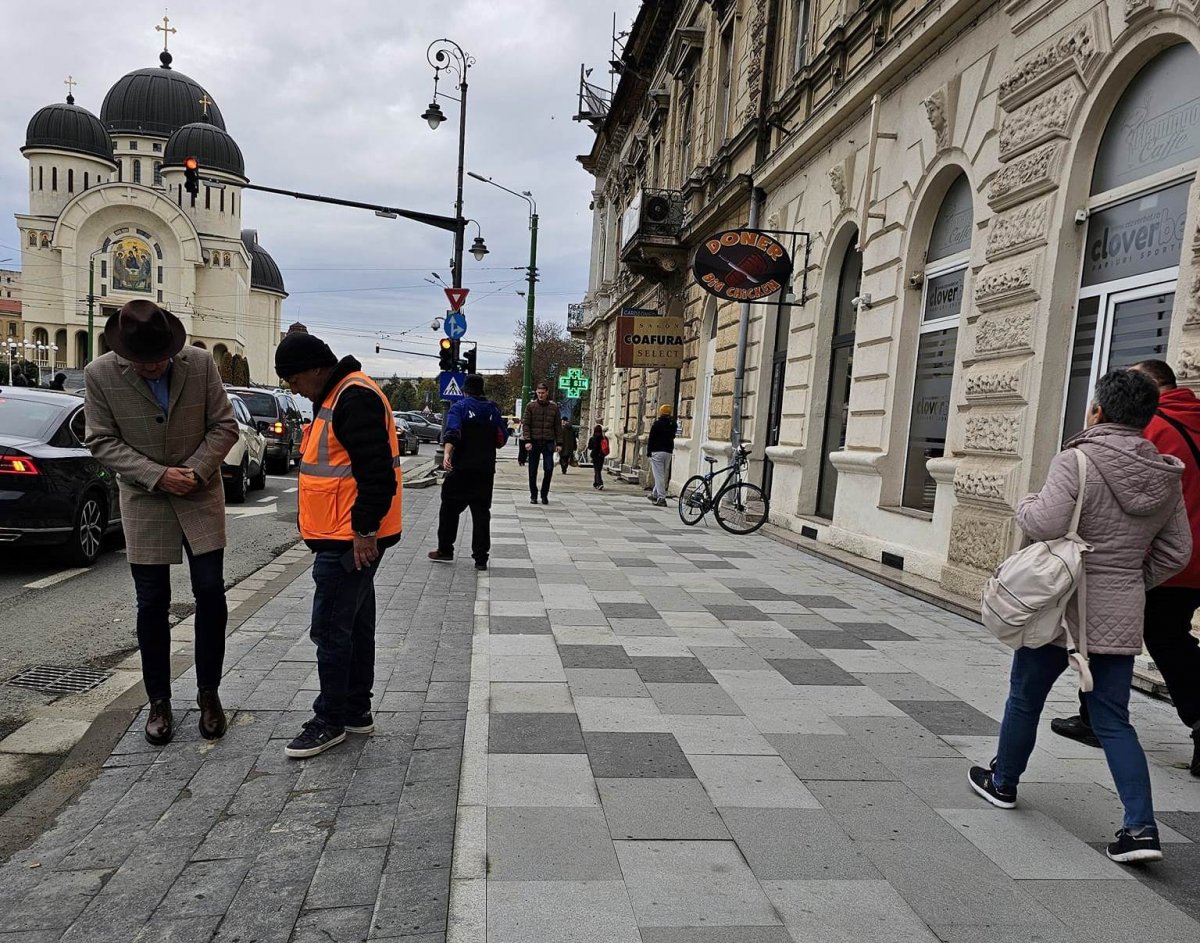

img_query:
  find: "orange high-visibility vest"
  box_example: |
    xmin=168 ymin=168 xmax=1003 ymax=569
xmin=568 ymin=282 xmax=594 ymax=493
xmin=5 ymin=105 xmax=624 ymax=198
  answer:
xmin=298 ymin=371 xmax=402 ymax=541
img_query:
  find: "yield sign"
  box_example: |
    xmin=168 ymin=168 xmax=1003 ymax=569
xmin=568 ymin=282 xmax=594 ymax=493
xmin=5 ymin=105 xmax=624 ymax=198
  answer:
xmin=444 ymin=287 xmax=470 ymax=312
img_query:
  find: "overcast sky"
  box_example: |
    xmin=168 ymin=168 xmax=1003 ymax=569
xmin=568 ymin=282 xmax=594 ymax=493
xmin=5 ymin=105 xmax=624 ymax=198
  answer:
xmin=2 ymin=0 xmax=639 ymax=379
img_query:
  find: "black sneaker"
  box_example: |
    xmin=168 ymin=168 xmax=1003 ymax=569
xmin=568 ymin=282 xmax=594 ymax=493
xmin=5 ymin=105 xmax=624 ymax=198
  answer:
xmin=474 ymin=560 xmax=488 ymax=571
xmin=1189 ymin=732 xmax=1199 ymax=778
xmin=1106 ymin=828 xmax=1163 ymax=864
xmin=530 ymin=495 xmax=538 ymax=505
xmin=541 ymin=495 xmax=549 ymax=505
xmin=344 ymin=713 xmax=374 ymax=735
xmin=285 ymin=718 xmax=346 ymax=758
xmin=1050 ymin=714 xmax=1102 ymax=749
xmin=968 ymin=763 xmax=1016 ymax=809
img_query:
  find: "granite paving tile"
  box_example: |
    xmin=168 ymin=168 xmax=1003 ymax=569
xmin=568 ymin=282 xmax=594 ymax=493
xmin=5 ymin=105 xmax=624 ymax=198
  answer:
xmin=806 ymin=780 xmax=964 ymax=843
xmin=790 ymin=595 xmax=855 ymax=608
xmin=645 ymin=682 xmax=743 ymax=715
xmin=637 ymin=929 xmax=794 ymax=943
xmin=761 ymin=880 xmax=939 ymax=942
xmin=370 ymin=868 xmax=449 ymax=938
xmin=706 ymin=604 xmax=771 ymax=621
xmin=491 ymin=615 xmax=552 ymax=634
xmin=564 ymin=667 xmax=650 ymax=697
xmin=157 ymin=858 xmax=253 ymax=918
xmin=1112 ymin=841 xmax=1200 ymax=922
xmin=837 ymin=715 xmax=961 ymax=758
xmin=486 ymin=807 xmax=621 ymax=880
xmin=665 ymin=715 xmax=776 ymax=755
xmin=601 ymin=602 xmax=661 ymax=619
xmin=629 ymin=656 xmax=716 ymax=683
xmin=487 ymin=754 xmax=601 ymax=807
xmin=1020 ymin=782 xmax=1192 ymax=844
xmin=488 ymin=712 xmax=585 ymax=753
xmin=891 ymin=699 xmax=1001 ymax=736
xmin=857 ymin=672 xmax=959 ymax=701
xmin=688 ymin=755 xmax=821 ymax=809
xmin=558 ymin=644 xmax=634 ymax=669
xmin=582 ymin=731 xmax=696 ymax=778
xmin=486 ymin=881 xmax=642 ymax=943
xmin=1022 ymin=878 xmax=1200 ymax=942
xmin=596 ymin=777 xmax=729 ymax=840
xmin=767 ymin=658 xmax=863 ymax=686
xmin=767 ymin=733 xmax=897 ymax=781
xmin=573 ymin=695 xmax=672 ymax=733
xmin=719 ymin=808 xmax=880 ymax=880
xmin=834 ymin=621 xmax=915 ymax=641
xmin=290 ymin=906 xmax=373 ymax=943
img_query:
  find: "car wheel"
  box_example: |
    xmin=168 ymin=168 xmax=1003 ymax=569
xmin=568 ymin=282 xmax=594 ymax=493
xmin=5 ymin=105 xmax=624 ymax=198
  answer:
xmin=226 ymin=459 xmax=248 ymax=504
xmin=249 ymin=459 xmax=267 ymax=491
xmin=66 ymin=491 xmax=106 ymax=566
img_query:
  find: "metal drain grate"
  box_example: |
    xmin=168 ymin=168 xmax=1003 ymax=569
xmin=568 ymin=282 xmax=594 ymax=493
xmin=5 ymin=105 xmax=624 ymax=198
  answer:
xmin=1 ymin=664 xmax=112 ymax=696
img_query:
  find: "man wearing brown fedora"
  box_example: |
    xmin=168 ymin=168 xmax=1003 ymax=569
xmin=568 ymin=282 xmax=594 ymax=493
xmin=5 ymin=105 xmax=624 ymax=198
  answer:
xmin=83 ymin=300 xmax=238 ymax=745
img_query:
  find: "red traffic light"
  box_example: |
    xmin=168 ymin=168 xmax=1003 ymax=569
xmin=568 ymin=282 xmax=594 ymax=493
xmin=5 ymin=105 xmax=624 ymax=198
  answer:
xmin=184 ymin=156 xmax=198 ymax=171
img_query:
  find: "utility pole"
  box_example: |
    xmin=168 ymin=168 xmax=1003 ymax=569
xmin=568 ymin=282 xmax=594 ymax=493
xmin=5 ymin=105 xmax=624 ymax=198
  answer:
xmin=523 ymin=211 xmax=539 ymax=406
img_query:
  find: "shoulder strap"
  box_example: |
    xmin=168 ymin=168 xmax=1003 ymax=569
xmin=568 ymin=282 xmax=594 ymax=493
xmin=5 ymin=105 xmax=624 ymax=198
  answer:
xmin=1155 ymin=409 xmax=1200 ymax=469
xmin=1067 ymin=448 xmax=1088 ymax=538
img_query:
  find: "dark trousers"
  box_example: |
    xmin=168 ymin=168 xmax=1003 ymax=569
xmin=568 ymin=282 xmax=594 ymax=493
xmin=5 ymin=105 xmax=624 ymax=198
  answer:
xmin=1079 ymin=586 xmax=1200 ymax=732
xmin=527 ymin=440 xmax=555 ymax=498
xmin=309 ymin=549 xmax=381 ymax=728
xmin=130 ymin=542 xmax=226 ymax=702
xmin=593 ymin=456 xmax=603 ymax=487
xmin=438 ymin=469 xmax=494 ymax=563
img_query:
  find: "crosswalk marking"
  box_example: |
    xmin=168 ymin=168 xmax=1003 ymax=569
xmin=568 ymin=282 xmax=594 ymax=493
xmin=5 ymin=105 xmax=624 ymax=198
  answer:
xmin=24 ymin=568 xmax=90 ymax=590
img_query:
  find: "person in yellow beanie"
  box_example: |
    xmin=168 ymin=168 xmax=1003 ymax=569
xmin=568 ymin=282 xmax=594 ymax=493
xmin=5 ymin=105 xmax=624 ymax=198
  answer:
xmin=647 ymin=403 xmax=677 ymax=507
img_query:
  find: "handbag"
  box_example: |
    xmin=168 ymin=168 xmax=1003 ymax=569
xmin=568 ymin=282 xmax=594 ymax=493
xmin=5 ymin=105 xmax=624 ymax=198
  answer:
xmin=982 ymin=449 xmax=1093 ymax=689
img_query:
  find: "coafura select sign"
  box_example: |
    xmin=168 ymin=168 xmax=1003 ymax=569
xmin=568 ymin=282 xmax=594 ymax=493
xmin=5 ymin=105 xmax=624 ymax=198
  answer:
xmin=615 ymin=311 xmax=686 ymax=369
xmin=692 ymin=229 xmax=792 ymax=301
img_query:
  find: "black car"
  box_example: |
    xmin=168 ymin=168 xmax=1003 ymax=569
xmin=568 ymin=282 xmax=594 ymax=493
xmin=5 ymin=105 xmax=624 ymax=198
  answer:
xmin=226 ymin=387 xmax=304 ymax=474
xmin=392 ymin=415 xmax=421 ymax=456
xmin=396 ymin=411 xmax=443 ymax=443
xmin=0 ymin=387 xmax=121 ymax=565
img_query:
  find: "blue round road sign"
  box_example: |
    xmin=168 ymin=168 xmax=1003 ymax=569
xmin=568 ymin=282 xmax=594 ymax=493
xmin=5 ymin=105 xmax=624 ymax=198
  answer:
xmin=444 ymin=312 xmax=467 ymax=340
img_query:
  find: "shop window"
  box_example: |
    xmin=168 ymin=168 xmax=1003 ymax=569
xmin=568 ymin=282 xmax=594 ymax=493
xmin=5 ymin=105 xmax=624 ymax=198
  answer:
xmin=901 ymin=174 xmax=972 ymax=512
xmin=816 ymin=235 xmax=862 ymax=520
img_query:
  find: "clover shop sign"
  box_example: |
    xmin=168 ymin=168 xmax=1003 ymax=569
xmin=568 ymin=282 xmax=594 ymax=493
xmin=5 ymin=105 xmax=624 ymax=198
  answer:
xmin=693 ymin=229 xmax=792 ymax=302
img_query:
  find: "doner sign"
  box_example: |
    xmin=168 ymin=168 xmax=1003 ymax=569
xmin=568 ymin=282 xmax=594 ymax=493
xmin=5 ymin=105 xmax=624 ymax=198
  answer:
xmin=693 ymin=228 xmax=792 ymax=302
xmin=616 ymin=315 xmax=686 ymax=369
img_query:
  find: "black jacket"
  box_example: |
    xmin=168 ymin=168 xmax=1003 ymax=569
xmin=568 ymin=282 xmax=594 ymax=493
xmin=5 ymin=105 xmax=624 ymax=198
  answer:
xmin=647 ymin=416 xmax=676 ymax=455
xmin=304 ymin=356 xmax=400 ymax=552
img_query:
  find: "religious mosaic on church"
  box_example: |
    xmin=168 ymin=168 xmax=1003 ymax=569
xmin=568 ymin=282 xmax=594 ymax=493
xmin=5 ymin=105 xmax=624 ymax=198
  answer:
xmin=110 ymin=237 xmax=153 ymax=293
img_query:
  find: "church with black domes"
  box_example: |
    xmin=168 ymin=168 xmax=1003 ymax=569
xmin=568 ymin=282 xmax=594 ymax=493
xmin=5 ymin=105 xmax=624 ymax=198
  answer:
xmin=17 ymin=21 xmax=286 ymax=383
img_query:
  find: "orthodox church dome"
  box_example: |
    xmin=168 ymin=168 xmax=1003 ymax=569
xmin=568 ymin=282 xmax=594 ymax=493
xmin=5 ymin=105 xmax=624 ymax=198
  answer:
xmin=23 ymin=96 xmax=115 ymax=162
xmin=165 ymin=120 xmax=245 ymax=177
xmin=241 ymin=230 xmax=287 ymax=295
xmin=100 ymin=51 xmax=225 ymax=137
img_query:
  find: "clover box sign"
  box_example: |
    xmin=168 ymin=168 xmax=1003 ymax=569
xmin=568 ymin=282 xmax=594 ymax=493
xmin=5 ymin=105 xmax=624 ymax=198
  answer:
xmin=693 ymin=229 xmax=792 ymax=302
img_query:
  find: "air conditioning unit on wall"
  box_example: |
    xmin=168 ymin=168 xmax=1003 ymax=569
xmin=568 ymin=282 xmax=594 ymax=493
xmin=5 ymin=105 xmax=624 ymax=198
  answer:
xmin=639 ymin=189 xmax=685 ymax=238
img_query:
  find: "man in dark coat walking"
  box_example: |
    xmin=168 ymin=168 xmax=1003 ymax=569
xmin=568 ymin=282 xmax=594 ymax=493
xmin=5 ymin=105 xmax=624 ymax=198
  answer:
xmin=522 ymin=382 xmax=562 ymax=504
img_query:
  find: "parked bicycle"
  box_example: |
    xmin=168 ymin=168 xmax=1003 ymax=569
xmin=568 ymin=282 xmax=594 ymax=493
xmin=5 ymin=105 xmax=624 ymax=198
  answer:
xmin=678 ymin=445 xmax=769 ymax=535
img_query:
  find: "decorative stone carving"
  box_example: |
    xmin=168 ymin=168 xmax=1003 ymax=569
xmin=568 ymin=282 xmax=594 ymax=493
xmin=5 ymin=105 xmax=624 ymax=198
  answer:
xmin=974 ymin=261 xmax=1039 ymax=310
xmin=975 ymin=311 xmax=1034 ymax=356
xmin=998 ymin=83 xmax=1080 ymax=161
xmin=745 ymin=0 xmax=769 ymax=119
xmin=949 ymin=512 xmax=1011 ymax=572
xmin=965 ymin=368 xmax=1021 ymax=398
xmin=987 ymin=143 xmax=1061 ymax=211
xmin=1177 ymin=347 xmax=1200 ymax=382
xmin=1125 ymin=0 xmax=1155 ymax=21
xmin=964 ymin=413 xmax=1021 ymax=453
xmin=922 ymin=89 xmax=948 ymax=150
xmin=998 ymin=9 xmax=1108 ymax=110
xmin=954 ymin=469 xmax=1007 ymax=502
xmin=829 ymin=165 xmax=847 ymax=210
xmin=985 ymin=196 xmax=1053 ymax=261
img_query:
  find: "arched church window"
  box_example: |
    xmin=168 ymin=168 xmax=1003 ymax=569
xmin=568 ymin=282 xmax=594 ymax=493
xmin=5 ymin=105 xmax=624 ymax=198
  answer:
xmin=153 ymin=162 xmax=162 ymax=186
xmin=205 ymin=187 xmax=211 ymax=210
xmin=902 ymin=173 xmax=972 ymax=512
xmin=51 ymin=167 xmax=57 ymax=191
xmin=38 ymin=166 xmax=43 ymax=190
xmin=67 ymin=169 xmax=74 ymax=193
xmin=132 ymin=160 xmax=141 ymax=185
xmin=83 ymin=172 xmax=89 ymax=190
xmin=40 ymin=233 xmax=50 ymax=248
xmin=28 ymin=232 xmax=36 ymax=247
xmin=224 ymin=253 xmax=232 ymax=268
xmin=220 ymin=189 xmax=225 ymax=213
xmin=33 ymin=328 xmax=48 ymax=346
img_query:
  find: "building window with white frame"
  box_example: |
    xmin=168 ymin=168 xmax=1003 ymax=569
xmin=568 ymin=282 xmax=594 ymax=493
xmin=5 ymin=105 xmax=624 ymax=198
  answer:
xmin=901 ymin=173 xmax=972 ymax=513
xmin=793 ymin=0 xmax=810 ymax=73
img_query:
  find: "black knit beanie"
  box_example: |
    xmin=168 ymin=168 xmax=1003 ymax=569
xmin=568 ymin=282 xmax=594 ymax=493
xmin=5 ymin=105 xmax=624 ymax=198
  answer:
xmin=275 ymin=332 xmax=337 ymax=378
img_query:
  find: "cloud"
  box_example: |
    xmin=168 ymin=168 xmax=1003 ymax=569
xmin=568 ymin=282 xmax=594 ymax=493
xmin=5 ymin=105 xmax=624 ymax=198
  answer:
xmin=2 ymin=0 xmax=640 ymax=377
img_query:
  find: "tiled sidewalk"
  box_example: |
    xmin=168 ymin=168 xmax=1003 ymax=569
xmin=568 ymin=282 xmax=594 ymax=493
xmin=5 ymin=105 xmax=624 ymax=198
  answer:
xmin=455 ymin=489 xmax=1200 ymax=943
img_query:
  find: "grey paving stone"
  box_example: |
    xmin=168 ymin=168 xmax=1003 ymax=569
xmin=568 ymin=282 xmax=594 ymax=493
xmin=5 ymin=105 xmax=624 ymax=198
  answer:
xmin=564 ymin=668 xmax=650 ymax=697
xmin=128 ymin=915 xmax=223 ymax=943
xmin=806 ymin=781 xmax=964 ymax=843
xmin=305 ymin=846 xmax=386 ymax=909
xmin=767 ymin=659 xmax=863 ymax=686
xmin=891 ymin=699 xmax=1001 ymax=736
xmin=558 ymin=644 xmax=634 ymax=669
xmin=488 ymin=754 xmax=601 ymax=807
xmin=835 ymin=621 xmax=915 ymax=641
xmin=344 ymin=764 xmax=408 ymax=805
xmin=837 ymin=715 xmax=961 ymax=759
xmin=857 ymin=672 xmax=958 ymax=701
xmin=638 ymin=930 xmax=794 ymax=943
xmin=877 ymin=756 xmax=984 ymax=810
xmin=1159 ymin=811 xmax=1200 ymax=842
xmin=1021 ymin=783 xmax=1192 ymax=845
xmin=370 ymin=868 xmax=449 ymax=938
xmin=739 ymin=636 xmax=822 ymax=659
xmin=691 ymin=647 xmax=772 ymax=670
xmin=1114 ymin=840 xmax=1200 ymax=923
xmin=630 ymin=656 xmax=715 ymax=683
xmin=413 ymin=717 xmax=466 ymax=750
xmin=326 ymin=802 xmax=395 ymax=850
xmin=731 ymin=587 xmax=792 ymax=601
xmin=719 ymin=808 xmax=880 ymax=880
xmin=488 ymin=712 xmax=585 ymax=753
xmin=404 ymin=748 xmax=461 ymax=784
xmin=487 ymin=807 xmax=621 ymax=880
xmin=290 ymin=906 xmax=373 ymax=943
xmin=158 ymin=857 xmax=252 ymax=917
xmin=489 ymin=682 xmax=575 ymax=713
xmin=694 ymin=559 xmax=737 ymax=569
xmin=583 ymin=732 xmax=696 ymax=779
xmin=1023 ymin=878 xmax=1200 ymax=942
xmin=767 ymin=733 xmax=896 ymax=781
xmin=491 ymin=616 xmax=552 ymax=634
xmin=924 ymin=923 xmax=1078 ymax=943
xmin=706 ymin=604 xmax=770 ymax=621
xmin=210 ymin=853 xmax=316 ymax=943
xmin=608 ymin=617 xmax=675 ymax=636
xmin=597 ymin=778 xmax=729 ymax=840
xmin=191 ymin=815 xmax=274 ymax=861
xmin=790 ymin=629 xmax=872 ymax=649
xmin=615 ymin=840 xmax=781 ymax=927
xmin=761 ymin=879 xmax=939 ymax=942
xmin=645 ymin=682 xmax=743 ymax=715
xmin=487 ymin=880 xmax=641 ymax=943
xmin=602 ymin=602 xmax=661 ymax=619
xmin=790 ymin=595 xmax=855 ymax=609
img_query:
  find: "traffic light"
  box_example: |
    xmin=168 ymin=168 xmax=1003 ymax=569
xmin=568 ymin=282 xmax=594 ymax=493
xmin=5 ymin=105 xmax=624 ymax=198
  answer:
xmin=184 ymin=156 xmax=200 ymax=196
xmin=438 ymin=337 xmax=457 ymax=371
xmin=462 ymin=345 xmax=477 ymax=374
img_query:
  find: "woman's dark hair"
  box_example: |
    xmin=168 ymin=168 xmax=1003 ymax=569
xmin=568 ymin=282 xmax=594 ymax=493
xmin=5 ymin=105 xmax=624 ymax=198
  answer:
xmin=1093 ymin=368 xmax=1160 ymax=427
xmin=592 ymin=424 xmax=603 ymax=437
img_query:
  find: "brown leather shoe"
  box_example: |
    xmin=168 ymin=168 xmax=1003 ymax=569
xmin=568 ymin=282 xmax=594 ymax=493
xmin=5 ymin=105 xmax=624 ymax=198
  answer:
xmin=145 ymin=699 xmax=174 ymax=746
xmin=197 ymin=689 xmax=227 ymax=740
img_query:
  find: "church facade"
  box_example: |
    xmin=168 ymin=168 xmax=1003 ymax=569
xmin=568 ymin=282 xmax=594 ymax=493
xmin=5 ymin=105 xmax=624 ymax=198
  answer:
xmin=16 ymin=43 xmax=286 ymax=383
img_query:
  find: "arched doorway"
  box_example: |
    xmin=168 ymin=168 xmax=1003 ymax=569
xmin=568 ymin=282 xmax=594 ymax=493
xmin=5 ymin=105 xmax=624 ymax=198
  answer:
xmin=54 ymin=330 xmax=67 ymax=368
xmin=75 ymin=331 xmax=88 ymax=368
xmin=192 ymin=339 xmax=207 ymax=350
xmin=1062 ymin=43 xmax=1200 ymax=439
xmin=815 ymin=235 xmax=862 ymax=519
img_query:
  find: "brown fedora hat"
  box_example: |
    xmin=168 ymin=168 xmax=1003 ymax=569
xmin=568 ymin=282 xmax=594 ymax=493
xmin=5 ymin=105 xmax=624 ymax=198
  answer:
xmin=104 ymin=299 xmax=186 ymax=363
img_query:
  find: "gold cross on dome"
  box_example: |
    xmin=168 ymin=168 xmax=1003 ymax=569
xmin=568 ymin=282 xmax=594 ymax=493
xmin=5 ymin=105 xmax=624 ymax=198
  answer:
xmin=198 ymin=94 xmax=211 ymax=117
xmin=64 ymin=75 xmax=77 ymax=99
xmin=156 ymin=13 xmax=177 ymax=51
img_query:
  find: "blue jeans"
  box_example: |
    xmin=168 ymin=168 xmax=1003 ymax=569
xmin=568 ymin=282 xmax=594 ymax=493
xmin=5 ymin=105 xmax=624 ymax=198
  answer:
xmin=309 ymin=549 xmax=381 ymax=728
xmin=994 ymin=645 xmax=1156 ymax=832
xmin=527 ymin=440 xmax=555 ymax=498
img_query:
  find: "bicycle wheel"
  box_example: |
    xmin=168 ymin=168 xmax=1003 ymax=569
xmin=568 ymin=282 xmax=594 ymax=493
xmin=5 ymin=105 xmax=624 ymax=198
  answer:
xmin=713 ymin=481 xmax=769 ymax=535
xmin=678 ymin=476 xmax=709 ymax=525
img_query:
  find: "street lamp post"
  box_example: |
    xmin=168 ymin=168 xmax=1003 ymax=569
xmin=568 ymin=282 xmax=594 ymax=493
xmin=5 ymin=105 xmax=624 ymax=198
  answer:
xmin=467 ymin=172 xmax=538 ymax=405
xmin=423 ymin=39 xmax=475 ymax=290
xmin=86 ymin=247 xmax=105 ymax=364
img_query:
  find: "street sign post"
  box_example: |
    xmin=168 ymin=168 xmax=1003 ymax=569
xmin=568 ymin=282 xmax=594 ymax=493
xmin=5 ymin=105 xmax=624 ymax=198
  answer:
xmin=444 ymin=287 xmax=470 ymax=312
xmin=443 ymin=311 xmax=467 ymax=340
xmin=557 ymin=367 xmax=591 ymax=399
xmin=439 ymin=371 xmax=467 ymax=401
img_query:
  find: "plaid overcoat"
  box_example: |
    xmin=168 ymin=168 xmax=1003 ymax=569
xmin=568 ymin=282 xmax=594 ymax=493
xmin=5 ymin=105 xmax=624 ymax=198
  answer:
xmin=83 ymin=346 xmax=238 ymax=564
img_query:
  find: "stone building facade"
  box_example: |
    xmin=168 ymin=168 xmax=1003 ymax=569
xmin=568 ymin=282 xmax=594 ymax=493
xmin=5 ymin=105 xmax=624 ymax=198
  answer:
xmin=573 ymin=0 xmax=1200 ymax=601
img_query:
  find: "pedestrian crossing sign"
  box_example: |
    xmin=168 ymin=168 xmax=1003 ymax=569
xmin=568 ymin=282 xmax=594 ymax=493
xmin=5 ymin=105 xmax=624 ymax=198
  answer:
xmin=439 ymin=371 xmax=466 ymax=401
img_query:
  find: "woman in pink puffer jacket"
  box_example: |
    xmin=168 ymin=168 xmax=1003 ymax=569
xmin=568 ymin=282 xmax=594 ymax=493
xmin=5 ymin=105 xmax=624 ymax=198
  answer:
xmin=969 ymin=369 xmax=1191 ymax=865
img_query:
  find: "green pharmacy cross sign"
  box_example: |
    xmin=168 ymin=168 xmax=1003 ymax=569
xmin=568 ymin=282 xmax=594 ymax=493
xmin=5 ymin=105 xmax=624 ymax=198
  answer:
xmin=557 ymin=368 xmax=590 ymax=399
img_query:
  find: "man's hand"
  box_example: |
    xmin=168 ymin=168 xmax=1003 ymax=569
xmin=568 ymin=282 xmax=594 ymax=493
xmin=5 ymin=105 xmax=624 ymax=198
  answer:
xmin=352 ymin=534 xmax=380 ymax=570
xmin=525 ymin=442 xmax=532 ymax=452
xmin=442 ymin=446 xmax=454 ymax=472
xmin=158 ymin=467 xmax=199 ymax=496
xmin=555 ymin=445 xmax=562 ymax=453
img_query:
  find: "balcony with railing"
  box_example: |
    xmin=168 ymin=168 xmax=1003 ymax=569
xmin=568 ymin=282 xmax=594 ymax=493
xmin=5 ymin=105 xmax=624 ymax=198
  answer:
xmin=618 ymin=188 xmax=688 ymax=281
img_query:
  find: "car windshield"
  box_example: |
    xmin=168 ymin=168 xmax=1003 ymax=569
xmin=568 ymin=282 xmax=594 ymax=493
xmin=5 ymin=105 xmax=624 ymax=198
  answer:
xmin=0 ymin=396 xmax=65 ymax=440
xmin=235 ymin=391 xmax=278 ymax=416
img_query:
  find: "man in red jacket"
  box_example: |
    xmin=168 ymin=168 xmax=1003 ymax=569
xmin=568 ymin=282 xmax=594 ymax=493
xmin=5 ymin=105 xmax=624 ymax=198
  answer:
xmin=1052 ymin=360 xmax=1200 ymax=777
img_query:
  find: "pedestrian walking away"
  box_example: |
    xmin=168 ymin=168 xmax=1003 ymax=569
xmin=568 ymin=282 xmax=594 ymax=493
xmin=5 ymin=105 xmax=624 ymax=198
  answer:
xmin=647 ymin=403 xmax=676 ymax=506
xmin=1052 ymin=360 xmax=1200 ymax=778
xmin=522 ymin=381 xmax=562 ymax=504
xmin=48 ymin=371 xmax=67 ymax=391
xmin=969 ymin=369 xmax=1191 ymax=864
xmin=587 ymin=424 xmax=608 ymax=490
xmin=83 ymin=299 xmax=239 ymax=746
xmin=560 ymin=421 xmax=578 ymax=473
xmin=428 ymin=373 xmax=509 ymax=571
xmin=275 ymin=332 xmax=403 ymax=759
